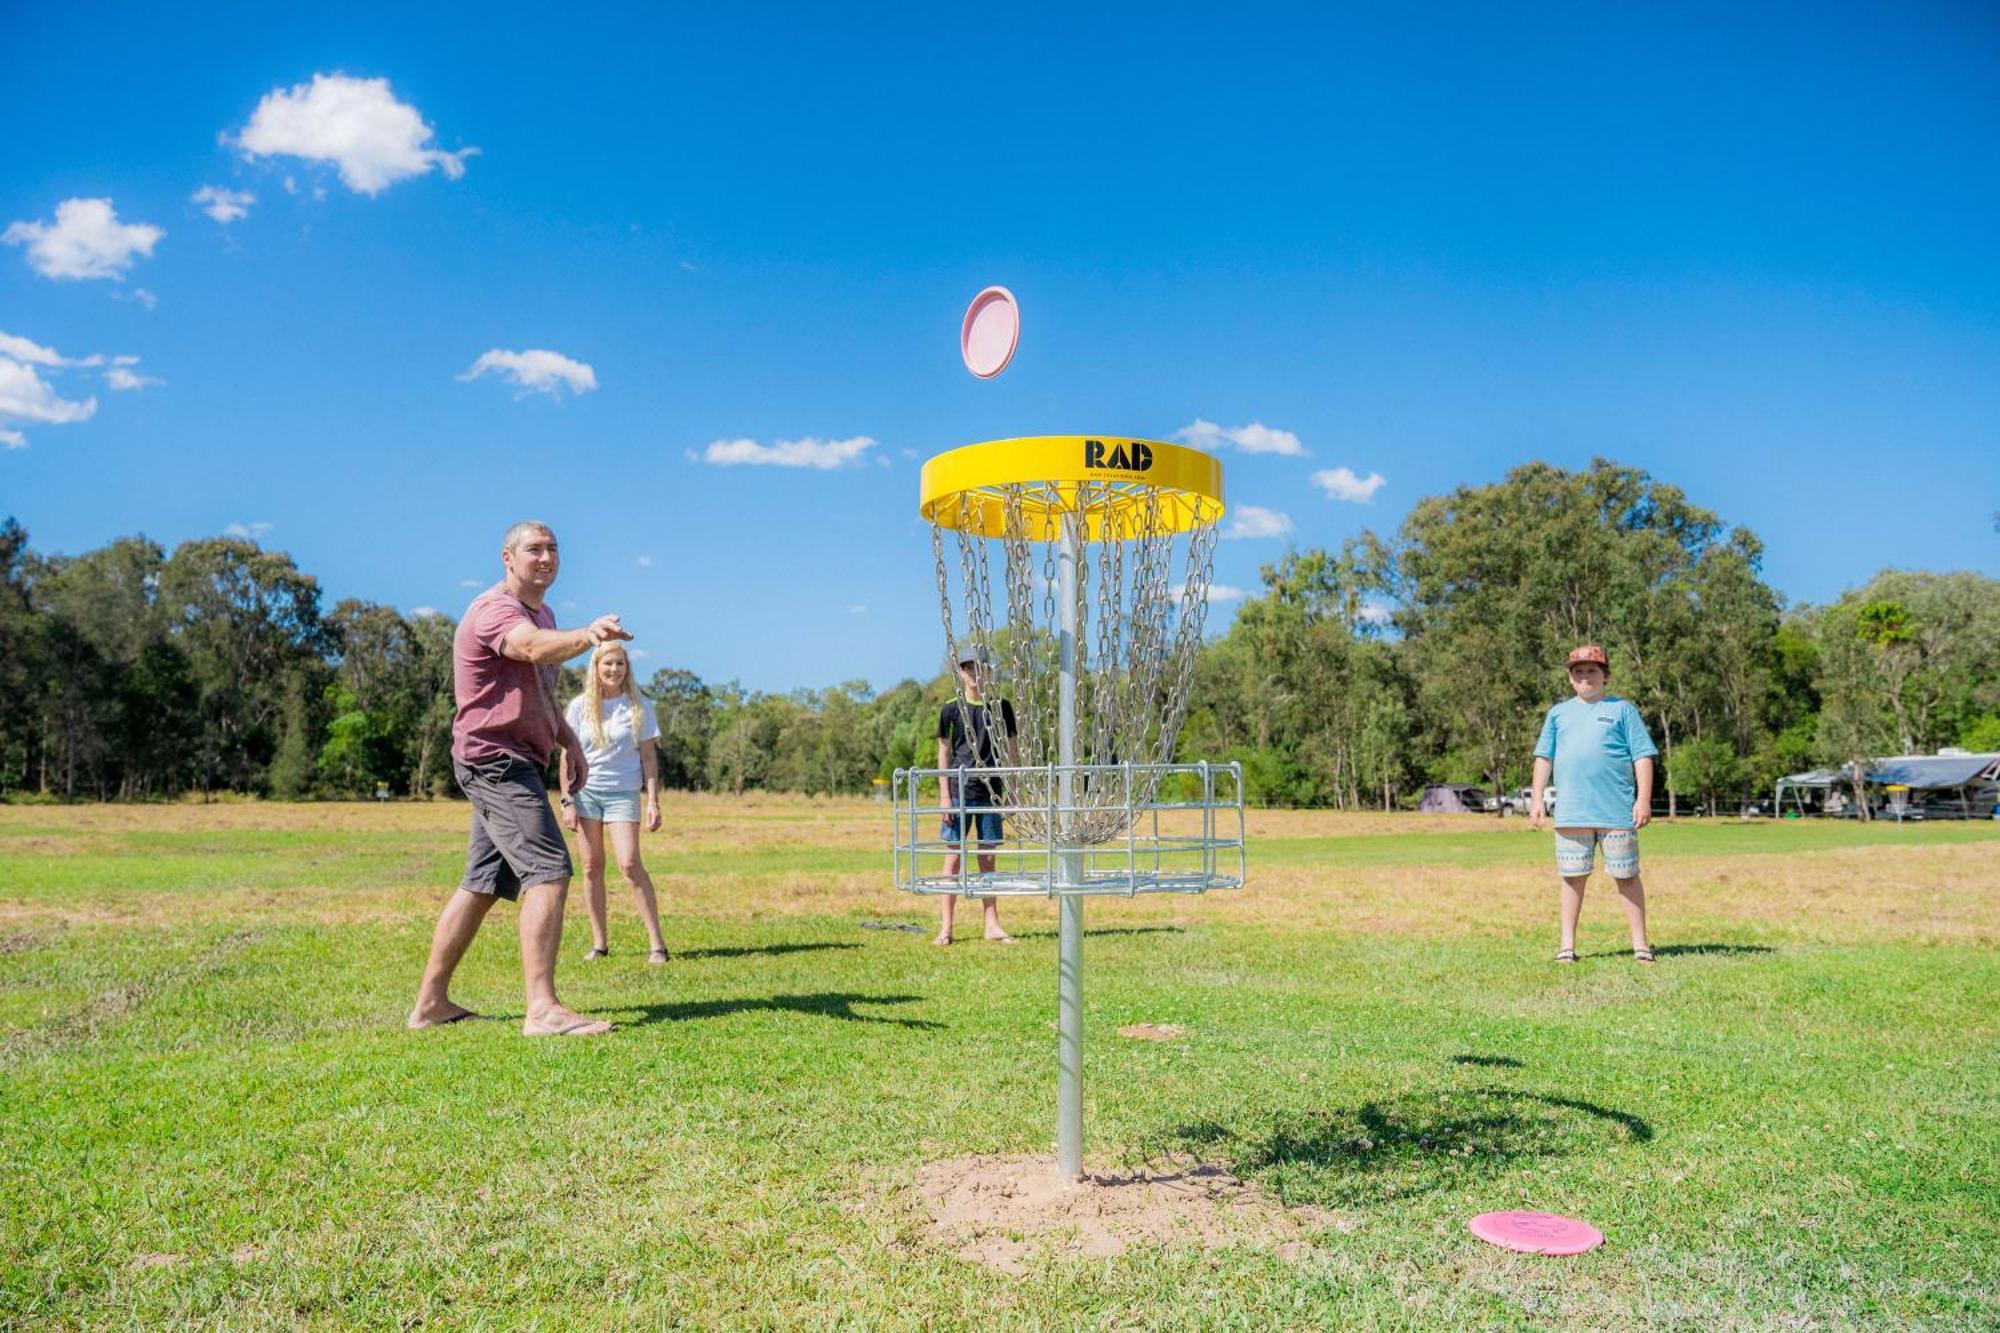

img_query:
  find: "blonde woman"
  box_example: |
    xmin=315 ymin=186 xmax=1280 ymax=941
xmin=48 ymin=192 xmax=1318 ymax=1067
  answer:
xmin=558 ymin=644 xmax=669 ymax=963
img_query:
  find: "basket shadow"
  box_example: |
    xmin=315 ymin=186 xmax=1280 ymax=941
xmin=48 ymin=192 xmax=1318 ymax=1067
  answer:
xmin=1158 ymin=1087 xmax=1651 ymax=1207
xmin=606 ymin=991 xmax=942 ymax=1030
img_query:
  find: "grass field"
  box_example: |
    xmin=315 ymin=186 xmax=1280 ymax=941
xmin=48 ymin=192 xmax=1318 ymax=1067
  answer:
xmin=2 ymin=798 xmax=1996 ymax=1329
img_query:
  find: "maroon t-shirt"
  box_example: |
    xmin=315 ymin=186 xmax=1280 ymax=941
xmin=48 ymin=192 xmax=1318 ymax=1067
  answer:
xmin=452 ymin=584 xmax=562 ymax=767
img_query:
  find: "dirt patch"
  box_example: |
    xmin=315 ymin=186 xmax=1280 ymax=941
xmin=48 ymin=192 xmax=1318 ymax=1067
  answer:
xmin=914 ymin=1153 xmax=1335 ymax=1274
xmin=1118 ymin=1023 xmax=1184 ymax=1041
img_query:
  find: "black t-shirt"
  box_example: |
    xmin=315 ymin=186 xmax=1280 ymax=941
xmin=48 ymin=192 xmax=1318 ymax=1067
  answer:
xmin=937 ymin=698 xmax=1017 ymax=802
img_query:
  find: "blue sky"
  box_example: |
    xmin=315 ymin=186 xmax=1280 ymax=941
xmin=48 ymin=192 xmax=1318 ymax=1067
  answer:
xmin=5 ymin=1 xmax=1996 ymax=692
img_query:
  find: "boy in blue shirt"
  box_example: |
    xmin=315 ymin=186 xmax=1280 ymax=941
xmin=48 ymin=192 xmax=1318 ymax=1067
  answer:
xmin=1530 ymin=645 xmax=1659 ymax=964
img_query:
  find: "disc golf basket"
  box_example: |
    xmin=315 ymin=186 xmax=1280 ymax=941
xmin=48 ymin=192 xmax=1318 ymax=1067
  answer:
xmin=892 ymin=435 xmax=1246 ymax=1180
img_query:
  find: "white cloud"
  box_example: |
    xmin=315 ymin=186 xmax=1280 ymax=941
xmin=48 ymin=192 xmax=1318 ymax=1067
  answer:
xmin=409 ymin=605 xmax=441 ymax=618
xmin=1357 ymin=602 xmax=1395 ymax=627
xmin=1311 ymin=466 xmax=1387 ymax=503
xmin=848 ymin=604 xmax=868 ymax=615
xmin=636 ymin=555 xmax=654 ymax=567
xmin=191 ymin=186 xmax=255 ymax=223
xmin=1174 ymin=419 xmax=1305 ymax=457
xmin=0 ymin=338 xmax=99 ymax=449
xmin=0 ymin=332 xmax=65 ymax=367
xmin=1223 ymin=504 xmax=1293 ymax=540
xmin=1170 ymin=581 xmax=1249 ymax=605
xmin=0 ymin=330 xmax=155 ymax=446
xmin=3 ymin=198 xmax=163 ymax=280
xmin=225 ymin=521 xmax=274 ymax=539
xmin=105 ymin=366 xmax=163 ymax=391
xmin=460 ymin=348 xmax=596 ymax=397
xmin=235 ymin=73 xmax=476 ymax=196
xmin=114 ymin=287 xmax=159 ymax=311
xmin=629 ymin=648 xmax=651 ymax=660
xmin=458 ymin=578 xmax=482 ymax=588
xmin=701 ymin=435 xmax=877 ymax=470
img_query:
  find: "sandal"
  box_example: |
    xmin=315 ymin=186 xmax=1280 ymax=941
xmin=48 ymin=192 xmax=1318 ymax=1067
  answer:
xmin=1554 ymin=949 xmax=1579 ymax=964
xmin=647 ymin=947 xmax=670 ymax=966
xmin=1633 ymin=947 xmax=1656 ymax=964
xmin=584 ymin=947 xmax=609 ymax=961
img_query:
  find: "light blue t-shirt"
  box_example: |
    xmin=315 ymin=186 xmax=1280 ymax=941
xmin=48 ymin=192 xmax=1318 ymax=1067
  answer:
xmin=1534 ymin=695 xmax=1659 ymax=829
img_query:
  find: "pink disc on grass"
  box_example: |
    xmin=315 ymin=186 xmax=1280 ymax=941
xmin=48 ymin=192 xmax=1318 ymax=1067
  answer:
xmin=960 ymin=285 xmax=1020 ymax=379
xmin=1468 ymin=1211 xmax=1605 ymax=1256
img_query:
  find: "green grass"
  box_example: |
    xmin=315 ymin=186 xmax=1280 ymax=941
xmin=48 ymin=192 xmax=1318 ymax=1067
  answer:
xmin=1 ymin=805 xmax=1995 ymax=1328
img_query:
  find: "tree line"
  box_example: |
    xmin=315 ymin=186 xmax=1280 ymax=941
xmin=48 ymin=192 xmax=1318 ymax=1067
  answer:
xmin=3 ymin=460 xmax=1995 ymax=811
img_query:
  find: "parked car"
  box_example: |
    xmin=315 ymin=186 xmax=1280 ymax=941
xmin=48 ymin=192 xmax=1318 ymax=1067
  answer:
xmin=1505 ymin=786 xmax=1556 ymax=816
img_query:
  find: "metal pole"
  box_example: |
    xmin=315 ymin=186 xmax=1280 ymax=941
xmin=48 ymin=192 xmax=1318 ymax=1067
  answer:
xmin=1056 ymin=510 xmax=1084 ymax=1182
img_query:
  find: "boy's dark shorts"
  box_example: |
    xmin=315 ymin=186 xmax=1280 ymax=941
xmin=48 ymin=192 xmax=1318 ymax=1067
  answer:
xmin=454 ymin=755 xmax=572 ymax=900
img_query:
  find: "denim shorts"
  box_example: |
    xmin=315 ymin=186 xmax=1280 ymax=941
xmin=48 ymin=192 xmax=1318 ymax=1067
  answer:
xmin=1554 ymin=828 xmax=1640 ymax=879
xmin=941 ymin=810 xmax=1004 ymax=845
xmin=574 ymin=789 xmax=643 ymax=823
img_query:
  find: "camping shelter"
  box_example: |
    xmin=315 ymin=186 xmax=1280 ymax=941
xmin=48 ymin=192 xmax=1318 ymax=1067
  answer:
xmin=1775 ymin=753 xmax=2000 ymax=819
xmin=1418 ymin=784 xmax=1486 ymax=814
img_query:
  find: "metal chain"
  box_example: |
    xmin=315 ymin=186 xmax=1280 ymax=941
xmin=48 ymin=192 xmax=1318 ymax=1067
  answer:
xmin=938 ymin=473 xmax=1221 ymax=845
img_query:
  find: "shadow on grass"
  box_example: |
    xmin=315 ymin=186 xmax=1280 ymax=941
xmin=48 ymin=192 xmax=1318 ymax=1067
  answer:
xmin=1157 ymin=1087 xmax=1652 ymax=1207
xmin=610 ymin=991 xmax=942 ymax=1030
xmin=675 ymin=942 xmax=860 ymax=960
xmin=1450 ymin=1054 xmax=1524 ymax=1069
xmin=1580 ymin=942 xmax=1775 ymax=960
xmin=1010 ymin=926 xmax=1187 ymax=941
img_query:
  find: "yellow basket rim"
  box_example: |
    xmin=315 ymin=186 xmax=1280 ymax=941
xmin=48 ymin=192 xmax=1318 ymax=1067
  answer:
xmin=918 ymin=436 xmax=1225 ymax=539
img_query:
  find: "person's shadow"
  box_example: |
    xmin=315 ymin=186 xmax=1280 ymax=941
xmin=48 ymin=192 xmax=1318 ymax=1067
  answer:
xmin=609 ymin=991 xmax=942 ymax=1030
xmin=673 ymin=942 xmax=860 ymax=961
xmin=1581 ymin=943 xmax=1775 ymax=960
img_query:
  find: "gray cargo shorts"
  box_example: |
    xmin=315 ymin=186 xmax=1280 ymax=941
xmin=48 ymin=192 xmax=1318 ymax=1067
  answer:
xmin=454 ymin=755 xmax=573 ymax=900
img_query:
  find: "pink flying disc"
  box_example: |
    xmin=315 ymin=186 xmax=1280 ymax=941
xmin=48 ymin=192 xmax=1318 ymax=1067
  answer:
xmin=1467 ymin=1211 xmax=1604 ymax=1256
xmin=960 ymin=285 xmax=1020 ymax=379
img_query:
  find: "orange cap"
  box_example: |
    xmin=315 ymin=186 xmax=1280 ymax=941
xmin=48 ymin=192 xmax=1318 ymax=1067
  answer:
xmin=1565 ymin=644 xmax=1609 ymax=669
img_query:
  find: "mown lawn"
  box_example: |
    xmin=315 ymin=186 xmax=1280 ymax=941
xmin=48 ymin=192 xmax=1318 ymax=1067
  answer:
xmin=1 ymin=799 xmax=1995 ymax=1329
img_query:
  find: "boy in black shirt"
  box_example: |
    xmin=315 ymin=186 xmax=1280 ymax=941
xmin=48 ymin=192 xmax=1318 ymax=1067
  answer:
xmin=935 ymin=650 xmax=1018 ymax=945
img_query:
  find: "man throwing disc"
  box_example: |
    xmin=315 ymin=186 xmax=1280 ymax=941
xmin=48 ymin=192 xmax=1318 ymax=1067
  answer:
xmin=409 ymin=520 xmax=631 ymax=1036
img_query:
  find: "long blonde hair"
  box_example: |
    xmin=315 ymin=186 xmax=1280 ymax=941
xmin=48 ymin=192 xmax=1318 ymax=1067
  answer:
xmin=581 ymin=643 xmax=644 ymax=748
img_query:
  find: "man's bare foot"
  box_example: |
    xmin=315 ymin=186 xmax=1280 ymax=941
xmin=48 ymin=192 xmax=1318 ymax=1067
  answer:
xmin=407 ymin=1002 xmax=480 ymax=1030
xmin=522 ymin=1006 xmax=613 ymax=1037
xmin=932 ymin=933 xmax=953 ymax=947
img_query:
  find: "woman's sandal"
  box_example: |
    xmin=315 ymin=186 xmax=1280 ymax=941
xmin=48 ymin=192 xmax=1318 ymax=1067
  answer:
xmin=584 ymin=947 xmax=609 ymax=961
xmin=1633 ymin=947 xmax=1656 ymax=964
xmin=647 ymin=947 xmax=670 ymax=966
xmin=1554 ymin=948 xmax=1579 ymax=964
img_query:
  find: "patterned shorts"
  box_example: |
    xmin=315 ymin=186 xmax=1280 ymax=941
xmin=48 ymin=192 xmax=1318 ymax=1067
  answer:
xmin=1553 ymin=828 xmax=1640 ymax=879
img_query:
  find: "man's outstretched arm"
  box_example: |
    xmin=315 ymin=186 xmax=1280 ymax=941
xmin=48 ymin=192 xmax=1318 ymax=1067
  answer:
xmin=500 ymin=614 xmax=631 ymax=665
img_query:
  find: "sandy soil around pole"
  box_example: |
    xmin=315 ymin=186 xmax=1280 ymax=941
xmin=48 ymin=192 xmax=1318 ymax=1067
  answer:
xmin=914 ymin=1153 xmax=1339 ymax=1275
